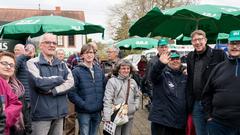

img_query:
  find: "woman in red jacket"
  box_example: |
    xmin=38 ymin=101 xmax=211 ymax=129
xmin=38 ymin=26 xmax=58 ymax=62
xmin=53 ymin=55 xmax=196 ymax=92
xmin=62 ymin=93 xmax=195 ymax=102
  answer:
xmin=0 ymin=51 xmax=22 ymax=135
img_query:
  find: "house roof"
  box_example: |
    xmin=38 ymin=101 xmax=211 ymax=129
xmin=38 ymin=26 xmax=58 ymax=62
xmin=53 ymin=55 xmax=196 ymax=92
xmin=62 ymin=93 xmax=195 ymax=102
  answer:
xmin=0 ymin=7 xmax=85 ymax=25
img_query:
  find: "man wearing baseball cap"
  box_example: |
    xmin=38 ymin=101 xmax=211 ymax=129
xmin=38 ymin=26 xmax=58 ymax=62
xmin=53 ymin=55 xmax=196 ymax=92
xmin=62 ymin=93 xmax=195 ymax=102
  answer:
xmin=202 ymin=30 xmax=240 ymax=135
xmin=143 ymin=38 xmax=169 ymax=81
xmin=141 ymin=39 xmax=170 ymax=110
xmin=149 ymin=50 xmax=188 ymax=135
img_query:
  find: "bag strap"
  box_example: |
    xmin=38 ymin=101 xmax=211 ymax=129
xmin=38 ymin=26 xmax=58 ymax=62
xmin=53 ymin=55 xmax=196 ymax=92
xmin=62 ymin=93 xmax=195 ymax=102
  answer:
xmin=125 ymin=79 xmax=130 ymax=105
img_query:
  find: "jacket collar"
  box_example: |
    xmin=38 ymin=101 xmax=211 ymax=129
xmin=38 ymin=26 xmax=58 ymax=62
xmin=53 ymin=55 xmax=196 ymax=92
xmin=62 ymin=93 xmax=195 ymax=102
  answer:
xmin=193 ymin=45 xmax=213 ymax=59
xmin=166 ymin=66 xmax=182 ymax=75
xmin=228 ymin=55 xmax=240 ymax=63
xmin=78 ymin=62 xmax=97 ymax=70
xmin=39 ymin=53 xmax=61 ymax=66
xmin=116 ymin=74 xmax=131 ymax=81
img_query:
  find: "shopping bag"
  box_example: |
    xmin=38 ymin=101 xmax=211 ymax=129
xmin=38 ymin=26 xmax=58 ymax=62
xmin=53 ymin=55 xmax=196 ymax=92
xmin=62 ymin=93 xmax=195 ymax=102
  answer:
xmin=111 ymin=103 xmax=128 ymax=126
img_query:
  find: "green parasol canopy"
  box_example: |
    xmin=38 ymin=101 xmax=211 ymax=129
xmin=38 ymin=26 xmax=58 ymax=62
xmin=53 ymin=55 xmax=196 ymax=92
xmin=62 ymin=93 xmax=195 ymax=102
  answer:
xmin=129 ymin=5 xmax=240 ymax=38
xmin=0 ymin=15 xmax=105 ymax=39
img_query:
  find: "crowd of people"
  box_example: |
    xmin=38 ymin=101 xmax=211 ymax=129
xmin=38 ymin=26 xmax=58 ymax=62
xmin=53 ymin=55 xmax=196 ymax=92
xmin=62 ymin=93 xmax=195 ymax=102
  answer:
xmin=0 ymin=29 xmax=239 ymax=135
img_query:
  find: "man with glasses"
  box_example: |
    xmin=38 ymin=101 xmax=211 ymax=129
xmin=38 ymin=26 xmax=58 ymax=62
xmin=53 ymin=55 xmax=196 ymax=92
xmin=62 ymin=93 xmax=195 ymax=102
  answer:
xmin=149 ymin=51 xmax=188 ymax=135
xmin=187 ymin=30 xmax=226 ymax=135
xmin=202 ymin=30 xmax=240 ymax=135
xmin=26 ymin=33 xmax=74 ymax=135
xmin=101 ymin=45 xmax=120 ymax=79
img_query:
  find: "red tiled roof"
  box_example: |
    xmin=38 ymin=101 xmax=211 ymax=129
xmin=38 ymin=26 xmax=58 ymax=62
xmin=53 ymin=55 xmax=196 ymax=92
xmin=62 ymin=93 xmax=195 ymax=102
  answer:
xmin=0 ymin=7 xmax=85 ymax=23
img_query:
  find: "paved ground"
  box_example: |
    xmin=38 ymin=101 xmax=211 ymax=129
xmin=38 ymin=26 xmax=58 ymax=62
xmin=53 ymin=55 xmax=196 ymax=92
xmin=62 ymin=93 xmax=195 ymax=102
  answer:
xmin=98 ymin=96 xmax=151 ymax=135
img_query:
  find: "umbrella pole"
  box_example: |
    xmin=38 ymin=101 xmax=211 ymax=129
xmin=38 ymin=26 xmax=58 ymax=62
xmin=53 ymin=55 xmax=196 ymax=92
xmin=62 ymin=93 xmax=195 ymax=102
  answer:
xmin=196 ymin=20 xmax=199 ymax=30
xmin=85 ymin=35 xmax=88 ymax=44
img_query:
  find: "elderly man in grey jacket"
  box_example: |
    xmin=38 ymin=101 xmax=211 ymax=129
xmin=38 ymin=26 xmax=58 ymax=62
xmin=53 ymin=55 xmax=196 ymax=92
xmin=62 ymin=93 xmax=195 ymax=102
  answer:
xmin=27 ymin=33 xmax=74 ymax=135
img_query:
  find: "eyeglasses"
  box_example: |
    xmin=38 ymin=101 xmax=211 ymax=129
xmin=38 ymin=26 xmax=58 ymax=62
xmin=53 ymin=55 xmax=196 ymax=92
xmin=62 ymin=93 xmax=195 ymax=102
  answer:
xmin=107 ymin=51 xmax=116 ymax=54
xmin=192 ymin=38 xmax=205 ymax=43
xmin=83 ymin=51 xmax=95 ymax=55
xmin=41 ymin=41 xmax=57 ymax=46
xmin=0 ymin=61 xmax=15 ymax=68
xmin=229 ymin=41 xmax=240 ymax=46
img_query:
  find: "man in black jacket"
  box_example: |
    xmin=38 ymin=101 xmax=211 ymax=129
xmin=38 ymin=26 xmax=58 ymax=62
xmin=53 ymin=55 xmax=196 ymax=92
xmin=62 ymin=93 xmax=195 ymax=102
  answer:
xmin=187 ymin=30 xmax=226 ymax=135
xmin=149 ymin=51 xmax=187 ymax=135
xmin=141 ymin=39 xmax=169 ymax=110
xmin=202 ymin=30 xmax=240 ymax=135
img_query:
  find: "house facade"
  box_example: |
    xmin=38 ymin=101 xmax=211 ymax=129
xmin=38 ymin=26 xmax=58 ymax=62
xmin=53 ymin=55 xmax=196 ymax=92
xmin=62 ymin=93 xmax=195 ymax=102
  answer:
xmin=0 ymin=6 xmax=86 ymax=56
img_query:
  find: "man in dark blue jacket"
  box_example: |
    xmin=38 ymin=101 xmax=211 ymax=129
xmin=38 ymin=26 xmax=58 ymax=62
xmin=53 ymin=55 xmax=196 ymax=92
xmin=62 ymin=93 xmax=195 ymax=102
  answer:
xmin=141 ymin=39 xmax=169 ymax=110
xmin=202 ymin=30 xmax=240 ymax=135
xmin=149 ymin=51 xmax=187 ymax=135
xmin=27 ymin=33 xmax=74 ymax=135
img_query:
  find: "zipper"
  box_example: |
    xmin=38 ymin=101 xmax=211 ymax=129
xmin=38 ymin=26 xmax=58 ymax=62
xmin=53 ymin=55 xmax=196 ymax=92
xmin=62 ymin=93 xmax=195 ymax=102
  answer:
xmin=88 ymin=67 xmax=97 ymax=101
xmin=236 ymin=58 xmax=240 ymax=77
xmin=33 ymin=96 xmax=39 ymax=113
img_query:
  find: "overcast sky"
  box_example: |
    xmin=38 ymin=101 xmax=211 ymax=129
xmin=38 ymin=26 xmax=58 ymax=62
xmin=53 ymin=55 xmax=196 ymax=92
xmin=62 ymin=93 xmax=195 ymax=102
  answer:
xmin=0 ymin=0 xmax=240 ymax=41
xmin=0 ymin=0 xmax=123 ymax=41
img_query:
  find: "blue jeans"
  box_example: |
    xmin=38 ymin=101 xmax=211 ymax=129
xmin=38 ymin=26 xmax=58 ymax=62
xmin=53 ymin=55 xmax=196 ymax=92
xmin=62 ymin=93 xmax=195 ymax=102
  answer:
xmin=77 ymin=112 xmax=101 ymax=135
xmin=192 ymin=101 xmax=207 ymax=135
xmin=207 ymin=119 xmax=240 ymax=135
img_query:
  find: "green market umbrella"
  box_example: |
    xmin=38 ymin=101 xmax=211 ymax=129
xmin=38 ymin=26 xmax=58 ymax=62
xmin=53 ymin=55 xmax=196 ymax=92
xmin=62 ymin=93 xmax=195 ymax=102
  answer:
xmin=129 ymin=5 xmax=240 ymax=38
xmin=116 ymin=37 xmax=158 ymax=49
xmin=0 ymin=15 xmax=104 ymax=39
xmin=129 ymin=7 xmax=167 ymax=37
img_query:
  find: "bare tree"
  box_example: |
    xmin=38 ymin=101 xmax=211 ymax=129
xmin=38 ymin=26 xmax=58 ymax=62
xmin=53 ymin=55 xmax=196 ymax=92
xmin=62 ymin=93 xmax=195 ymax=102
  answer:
xmin=107 ymin=0 xmax=199 ymax=40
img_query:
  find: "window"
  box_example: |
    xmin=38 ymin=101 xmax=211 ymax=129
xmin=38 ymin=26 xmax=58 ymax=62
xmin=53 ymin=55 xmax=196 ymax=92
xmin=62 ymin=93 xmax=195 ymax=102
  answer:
xmin=68 ymin=35 xmax=75 ymax=47
xmin=57 ymin=36 xmax=64 ymax=46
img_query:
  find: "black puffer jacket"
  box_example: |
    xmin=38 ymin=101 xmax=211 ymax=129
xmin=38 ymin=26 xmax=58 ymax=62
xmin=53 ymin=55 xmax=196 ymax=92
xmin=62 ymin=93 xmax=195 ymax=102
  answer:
xmin=149 ymin=60 xmax=187 ymax=129
xmin=16 ymin=55 xmax=32 ymax=102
